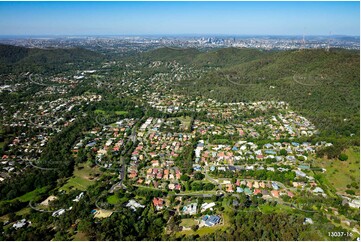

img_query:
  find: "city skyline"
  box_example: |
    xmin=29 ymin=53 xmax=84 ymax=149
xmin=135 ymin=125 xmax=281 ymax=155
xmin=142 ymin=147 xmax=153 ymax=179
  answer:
xmin=0 ymin=1 xmax=359 ymax=36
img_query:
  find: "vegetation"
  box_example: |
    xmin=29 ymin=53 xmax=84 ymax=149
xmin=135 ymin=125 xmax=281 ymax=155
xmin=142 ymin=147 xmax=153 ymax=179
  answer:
xmin=314 ymin=147 xmax=360 ymax=195
xmin=149 ymin=47 xmax=359 ymax=139
xmin=0 ymin=44 xmax=104 ymax=74
xmin=338 ymin=153 xmax=349 ymax=161
xmin=60 ymin=165 xmax=99 ymax=192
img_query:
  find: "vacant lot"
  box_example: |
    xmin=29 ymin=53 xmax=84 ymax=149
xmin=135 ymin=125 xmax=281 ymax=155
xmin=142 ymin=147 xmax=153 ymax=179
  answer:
xmin=316 ymin=147 xmax=360 ymax=195
xmin=60 ymin=164 xmax=99 ymax=192
xmin=180 ymin=218 xmax=198 ymax=228
xmin=15 ymin=186 xmax=50 ymax=202
xmin=177 ymin=224 xmax=223 ymax=237
xmin=259 ymin=203 xmax=293 ymax=214
xmin=176 ymin=116 xmax=192 ymax=131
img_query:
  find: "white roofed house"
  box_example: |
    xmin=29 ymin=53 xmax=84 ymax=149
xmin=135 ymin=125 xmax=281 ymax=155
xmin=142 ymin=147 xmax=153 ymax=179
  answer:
xmin=72 ymin=192 xmax=84 ymax=202
xmin=200 ymin=202 xmax=216 ymax=212
xmin=126 ymin=199 xmax=145 ymax=211
xmin=313 ymin=187 xmax=324 ymax=193
xmin=13 ymin=219 xmax=30 ymax=230
xmin=52 ymin=208 xmax=66 ymax=217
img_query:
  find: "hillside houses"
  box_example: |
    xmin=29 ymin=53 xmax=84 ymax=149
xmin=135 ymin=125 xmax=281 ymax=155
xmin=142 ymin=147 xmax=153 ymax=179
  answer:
xmin=193 ymin=139 xmax=328 ymax=168
xmin=0 ymin=94 xmax=103 ymax=181
xmin=144 ymin=94 xmax=318 ymax=140
xmin=128 ymin=117 xmax=191 ymax=187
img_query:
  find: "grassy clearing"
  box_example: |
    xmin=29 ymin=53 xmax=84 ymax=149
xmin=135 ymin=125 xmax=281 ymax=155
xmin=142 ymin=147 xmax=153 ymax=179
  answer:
xmin=259 ymin=203 xmax=293 ymax=214
xmin=176 ymin=116 xmax=192 ymax=131
xmin=115 ymin=110 xmax=128 ymax=115
xmin=180 ymin=218 xmax=198 ymax=228
xmin=16 ymin=207 xmax=31 ymax=216
xmin=107 ymin=194 xmax=120 ymax=205
xmin=178 ymin=224 xmax=222 ymax=237
xmin=315 ymin=147 xmax=360 ymax=195
xmin=60 ymin=164 xmax=99 ymax=192
xmin=15 ymin=186 xmax=50 ymax=202
xmin=94 ymin=109 xmax=106 ymax=114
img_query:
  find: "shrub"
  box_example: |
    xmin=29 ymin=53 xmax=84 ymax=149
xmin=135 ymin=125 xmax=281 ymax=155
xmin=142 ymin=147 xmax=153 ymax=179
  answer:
xmin=338 ymin=153 xmax=348 ymax=161
xmin=345 ymin=190 xmax=355 ymax=195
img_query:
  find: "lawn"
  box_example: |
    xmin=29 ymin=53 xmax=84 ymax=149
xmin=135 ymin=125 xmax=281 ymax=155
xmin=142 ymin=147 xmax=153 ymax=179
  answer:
xmin=94 ymin=109 xmax=106 ymax=114
xmin=16 ymin=207 xmax=31 ymax=216
xmin=178 ymin=224 xmax=223 ymax=237
xmin=60 ymin=164 xmax=99 ymax=192
xmin=259 ymin=203 xmax=293 ymax=214
xmin=180 ymin=218 xmax=198 ymax=228
xmin=115 ymin=110 xmax=128 ymax=115
xmin=15 ymin=186 xmax=50 ymax=202
xmin=107 ymin=194 xmax=120 ymax=205
xmin=314 ymin=147 xmax=360 ymax=195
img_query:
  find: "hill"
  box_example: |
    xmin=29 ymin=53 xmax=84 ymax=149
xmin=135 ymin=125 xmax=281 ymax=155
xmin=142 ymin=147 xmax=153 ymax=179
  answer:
xmin=141 ymin=47 xmax=200 ymax=64
xmin=143 ymin=47 xmax=360 ymax=139
xmin=0 ymin=44 xmax=104 ymax=74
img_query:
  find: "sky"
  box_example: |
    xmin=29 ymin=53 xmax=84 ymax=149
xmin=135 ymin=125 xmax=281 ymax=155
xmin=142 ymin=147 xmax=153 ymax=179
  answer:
xmin=0 ymin=1 xmax=359 ymax=36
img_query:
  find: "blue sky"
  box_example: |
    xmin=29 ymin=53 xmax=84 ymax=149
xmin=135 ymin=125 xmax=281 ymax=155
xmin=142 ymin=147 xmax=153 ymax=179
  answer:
xmin=0 ymin=1 xmax=359 ymax=36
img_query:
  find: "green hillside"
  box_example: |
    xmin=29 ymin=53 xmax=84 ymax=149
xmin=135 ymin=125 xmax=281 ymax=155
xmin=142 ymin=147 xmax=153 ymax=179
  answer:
xmin=0 ymin=44 xmax=104 ymax=74
xmin=142 ymin=47 xmax=200 ymax=64
xmin=143 ymin=47 xmax=360 ymax=139
xmin=193 ymin=47 xmax=269 ymax=67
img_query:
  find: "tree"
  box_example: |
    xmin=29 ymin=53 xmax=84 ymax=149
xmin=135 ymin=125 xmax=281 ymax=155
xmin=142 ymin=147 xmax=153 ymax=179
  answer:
xmin=345 ymin=190 xmax=355 ymax=195
xmin=338 ymin=153 xmax=348 ymax=161
xmin=203 ymin=183 xmax=215 ymax=191
xmin=77 ymin=219 xmax=94 ymax=234
xmin=180 ymin=175 xmax=190 ymax=181
xmin=191 ymin=182 xmax=203 ymax=191
xmin=194 ymin=172 xmax=205 ymax=180
xmin=191 ymin=225 xmax=199 ymax=231
xmin=280 ymin=149 xmax=287 ymax=156
xmin=54 ymin=231 xmax=68 ymax=241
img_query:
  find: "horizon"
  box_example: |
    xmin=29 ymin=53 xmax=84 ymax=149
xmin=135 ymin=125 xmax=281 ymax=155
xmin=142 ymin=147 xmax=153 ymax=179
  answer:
xmin=0 ymin=34 xmax=360 ymax=38
xmin=0 ymin=1 xmax=359 ymax=36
